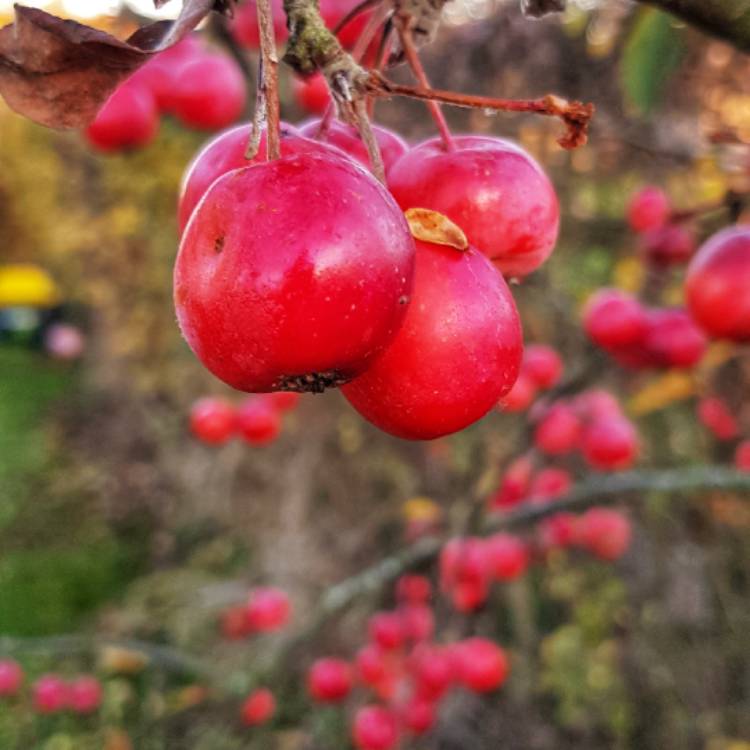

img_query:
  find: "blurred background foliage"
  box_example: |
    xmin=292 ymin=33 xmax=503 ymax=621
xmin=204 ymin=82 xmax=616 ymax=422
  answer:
xmin=1 ymin=0 xmax=750 ymax=748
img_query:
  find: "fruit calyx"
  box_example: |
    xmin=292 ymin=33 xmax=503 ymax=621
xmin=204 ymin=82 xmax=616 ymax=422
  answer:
xmin=405 ymin=208 xmax=468 ymax=251
xmin=275 ymin=370 xmax=350 ymax=394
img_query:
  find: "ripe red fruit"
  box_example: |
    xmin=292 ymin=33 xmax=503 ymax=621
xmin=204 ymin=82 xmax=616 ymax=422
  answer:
xmin=0 ymin=660 xmax=22 ymax=697
xmin=342 ymin=238 xmax=522 ymax=440
xmin=537 ymin=512 xmax=578 ymax=552
xmin=402 ymin=697 xmax=436 ymax=735
xmin=643 ymin=308 xmax=707 ymax=368
xmin=578 ymin=508 xmax=632 ymax=560
xmin=231 ymin=0 xmax=288 ymax=47
xmin=498 ymin=372 xmax=537 ymax=413
xmin=395 ymin=575 xmax=432 ymax=604
xmin=33 ymin=675 xmax=68 ymax=714
xmin=455 ymin=638 xmax=509 ymax=693
xmin=410 ymin=645 xmax=454 ymax=700
xmin=293 ymin=74 xmax=331 ymax=114
xmin=264 ymin=392 xmax=301 ymax=412
xmin=387 ymin=135 xmax=559 ymax=276
xmin=400 ymin=604 xmax=435 ymax=642
xmin=321 ymin=0 xmax=374 ymax=47
xmin=523 ymin=344 xmax=563 ymax=389
xmin=221 ymin=604 xmax=253 ymax=639
xmin=640 ymin=223 xmax=695 ymax=266
xmin=489 ymin=456 xmax=533 ymax=511
xmin=85 ymin=83 xmax=158 ymax=152
xmin=697 ymin=396 xmax=739 ymax=441
xmin=686 ymin=226 xmax=750 ymax=342
xmin=299 ymin=119 xmax=408 ymax=175
xmin=627 ymin=186 xmax=670 ymax=233
xmin=246 ymin=587 xmax=291 ymax=632
xmin=355 ymin=645 xmax=388 ymax=686
xmin=178 ymin=123 xmax=342 ymax=233
xmin=484 ymin=533 xmax=529 ymax=581
xmin=241 ymin=688 xmax=276 ymax=726
xmin=175 ymin=152 xmax=415 ymax=393
xmin=581 ymin=416 xmax=639 ymax=471
xmin=528 ymin=467 xmax=572 ymax=502
xmin=582 ymin=289 xmax=647 ymax=350
xmin=534 ymin=402 xmax=582 ymax=456
xmin=190 ymin=397 xmax=236 ymax=445
xmin=307 ymin=658 xmax=353 ymax=703
xmin=573 ymin=389 xmax=623 ymax=421
xmin=236 ymin=397 xmax=281 ymax=445
xmin=172 ymin=54 xmax=246 ymax=131
xmin=68 ymin=676 xmax=102 ymax=714
xmin=352 ymin=705 xmax=399 ymax=750
xmin=439 ymin=537 xmax=490 ymax=612
xmin=735 ymin=440 xmax=750 ymax=471
xmin=368 ymin=611 xmax=406 ymax=651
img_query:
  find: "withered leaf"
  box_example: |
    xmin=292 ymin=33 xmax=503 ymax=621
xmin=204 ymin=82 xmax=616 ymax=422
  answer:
xmin=0 ymin=0 xmax=221 ymax=129
xmin=405 ymin=207 xmax=469 ymax=251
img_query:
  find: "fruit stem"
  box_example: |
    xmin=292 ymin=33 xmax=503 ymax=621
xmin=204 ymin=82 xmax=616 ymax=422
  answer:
xmin=245 ymin=59 xmax=267 ymax=159
xmin=353 ymin=97 xmax=386 ymax=183
xmin=257 ymin=0 xmax=281 ymax=159
xmin=367 ymin=76 xmax=595 ymax=149
xmin=396 ymin=20 xmax=455 ymax=152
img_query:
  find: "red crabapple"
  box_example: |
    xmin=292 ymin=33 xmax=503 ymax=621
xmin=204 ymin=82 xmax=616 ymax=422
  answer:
xmin=488 ymin=456 xmax=533 ymax=510
xmin=627 ymin=186 xmax=670 ymax=233
xmin=523 ymin=344 xmax=563 ymax=389
xmin=175 ymin=152 xmax=415 ymax=393
xmin=537 ymin=512 xmax=578 ymax=552
xmin=307 ymin=658 xmax=353 ymax=703
xmin=402 ymin=697 xmax=436 ymax=735
xmin=439 ymin=537 xmax=490 ymax=612
xmin=237 ymin=397 xmax=282 ymax=445
xmin=395 ymin=575 xmax=432 ymax=604
xmin=353 ymin=705 xmax=400 ymax=750
xmin=581 ymin=416 xmax=639 ymax=471
xmin=640 ymin=223 xmax=695 ymax=266
xmin=264 ymin=392 xmax=301 ymax=412
xmin=0 ymin=660 xmax=22 ymax=697
xmin=643 ymin=308 xmax=707 ymax=368
xmin=33 ymin=675 xmax=68 ymax=714
xmin=455 ymin=638 xmax=509 ymax=693
xmin=172 ymin=54 xmax=246 ymax=131
xmin=578 ymin=508 xmax=632 ymax=561
xmin=299 ymin=119 xmax=408 ymax=175
xmin=246 ymin=587 xmax=291 ymax=632
xmin=293 ymin=74 xmax=331 ymax=115
xmin=356 ymin=645 xmax=388 ymax=686
xmin=85 ymin=83 xmax=158 ymax=152
xmin=221 ymin=605 xmax=253 ymax=639
xmin=697 ymin=396 xmax=739 ymax=441
xmin=686 ymin=226 xmax=750 ymax=342
xmin=528 ymin=467 xmax=572 ymax=502
xmin=484 ymin=534 xmax=529 ymax=581
xmin=400 ymin=604 xmax=435 ymax=642
xmin=321 ymin=0 xmax=374 ymax=47
xmin=342 ymin=237 xmax=522 ymax=440
xmin=534 ymin=402 xmax=582 ymax=456
xmin=573 ymin=389 xmax=623 ymax=421
xmin=190 ymin=397 xmax=236 ymax=445
xmin=498 ymin=372 xmax=537 ymax=413
xmin=68 ymin=676 xmax=102 ymax=714
xmin=241 ymin=688 xmax=276 ymax=726
xmin=368 ymin=612 xmax=406 ymax=651
xmin=410 ymin=645 xmax=454 ymax=700
xmin=735 ymin=441 xmax=750 ymax=471
xmin=582 ymin=289 xmax=647 ymax=350
xmin=387 ymin=135 xmax=559 ymax=276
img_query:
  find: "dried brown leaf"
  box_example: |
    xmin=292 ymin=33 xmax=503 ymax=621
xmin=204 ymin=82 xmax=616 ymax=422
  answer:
xmin=405 ymin=207 xmax=468 ymax=251
xmin=0 ymin=0 xmax=219 ymax=129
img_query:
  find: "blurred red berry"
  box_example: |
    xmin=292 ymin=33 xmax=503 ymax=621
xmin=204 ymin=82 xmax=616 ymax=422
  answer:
xmin=534 ymin=402 xmax=582 ymax=456
xmin=697 ymin=396 xmax=739 ymax=441
xmin=484 ymin=533 xmax=529 ymax=581
xmin=307 ymin=658 xmax=353 ymax=703
xmin=581 ymin=417 xmax=639 ymax=471
xmin=735 ymin=441 xmax=750 ymax=471
xmin=33 ymin=674 xmax=68 ymax=714
xmin=529 ymin=467 xmax=573 ymax=503
xmin=395 ymin=575 xmax=432 ymax=604
xmin=246 ymin=587 xmax=291 ymax=632
xmin=583 ymin=289 xmax=647 ymax=351
xmin=498 ymin=372 xmax=537 ymax=413
xmin=0 ymin=660 xmax=22 ymax=697
xmin=264 ymin=392 xmax=301 ymax=412
xmin=627 ymin=186 xmax=670 ymax=233
xmin=190 ymin=397 xmax=236 ymax=445
xmin=237 ymin=397 xmax=282 ymax=446
xmin=455 ymin=638 xmax=509 ymax=693
xmin=402 ymin=697 xmax=436 ymax=735
xmin=352 ymin=705 xmax=399 ymax=750
xmin=355 ymin=645 xmax=388 ymax=687
xmin=523 ymin=344 xmax=563 ymax=389
xmin=68 ymin=676 xmax=102 ymax=714
xmin=368 ymin=611 xmax=406 ymax=651
xmin=410 ymin=645 xmax=454 ymax=700
xmin=640 ymin=223 xmax=695 ymax=266
xmin=643 ymin=308 xmax=707 ymax=369
xmin=241 ymin=688 xmax=276 ymax=726
xmin=221 ymin=605 xmax=253 ymax=640
xmin=400 ymin=603 xmax=435 ymax=642
xmin=578 ymin=508 xmax=632 ymax=560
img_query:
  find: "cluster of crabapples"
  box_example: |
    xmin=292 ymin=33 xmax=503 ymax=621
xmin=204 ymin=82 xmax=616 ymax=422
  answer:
xmin=225 ymin=577 xmax=510 ymax=747
xmin=174 ymin=116 xmax=559 ymax=439
xmin=189 ymin=391 xmax=299 ymax=446
xmin=0 ymin=661 xmax=102 ymax=715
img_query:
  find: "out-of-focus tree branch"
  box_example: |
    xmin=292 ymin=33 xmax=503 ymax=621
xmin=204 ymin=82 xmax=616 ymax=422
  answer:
xmin=637 ymin=0 xmax=750 ymax=52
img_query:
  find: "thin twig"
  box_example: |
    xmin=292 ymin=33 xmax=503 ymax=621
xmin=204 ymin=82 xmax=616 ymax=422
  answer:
xmin=246 ymin=57 xmax=267 ymax=160
xmin=257 ymin=0 xmax=281 ymax=159
xmin=395 ymin=18 xmax=454 ymax=151
xmin=352 ymin=97 xmax=386 ymax=182
xmin=367 ymin=74 xmax=594 ymax=149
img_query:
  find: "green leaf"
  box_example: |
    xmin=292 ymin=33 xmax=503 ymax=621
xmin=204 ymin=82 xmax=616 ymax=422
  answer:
xmin=621 ymin=8 xmax=685 ymax=115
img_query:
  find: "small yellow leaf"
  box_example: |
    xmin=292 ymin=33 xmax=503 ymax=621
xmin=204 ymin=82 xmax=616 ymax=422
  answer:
xmin=402 ymin=496 xmax=441 ymax=523
xmin=405 ymin=208 xmax=468 ymax=251
xmin=628 ymin=370 xmax=695 ymax=416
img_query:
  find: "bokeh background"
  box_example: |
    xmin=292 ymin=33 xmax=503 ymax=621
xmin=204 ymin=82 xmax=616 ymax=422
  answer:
xmin=1 ymin=0 xmax=750 ymax=747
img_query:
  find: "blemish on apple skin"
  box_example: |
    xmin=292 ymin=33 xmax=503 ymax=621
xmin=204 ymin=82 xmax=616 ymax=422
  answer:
xmin=214 ymin=235 xmax=225 ymax=254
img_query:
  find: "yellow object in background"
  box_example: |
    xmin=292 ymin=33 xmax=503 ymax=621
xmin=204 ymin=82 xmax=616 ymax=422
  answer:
xmin=0 ymin=264 xmax=60 ymax=308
